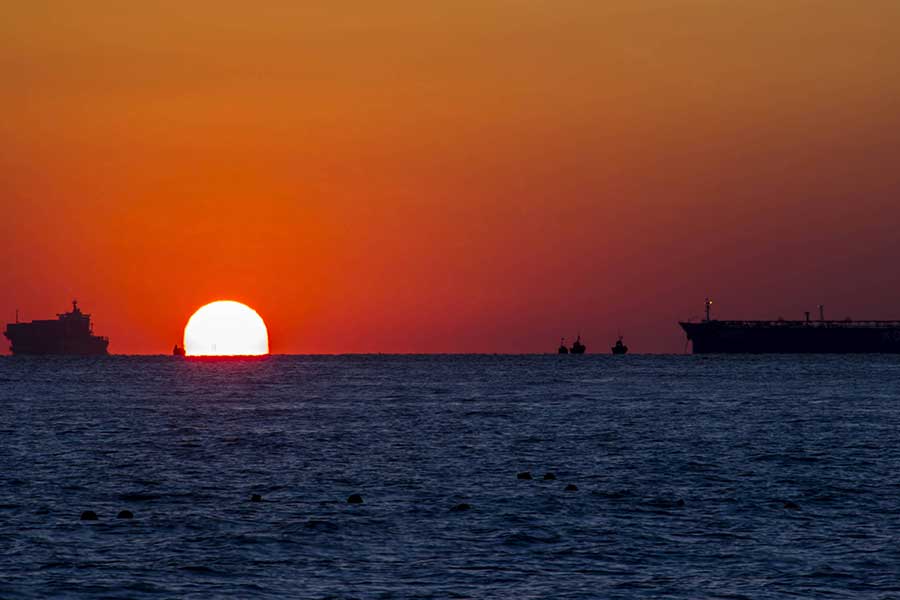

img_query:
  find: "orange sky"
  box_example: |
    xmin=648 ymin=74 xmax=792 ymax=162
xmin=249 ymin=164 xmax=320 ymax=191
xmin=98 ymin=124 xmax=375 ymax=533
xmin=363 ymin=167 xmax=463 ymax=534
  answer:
xmin=3 ymin=1 xmax=900 ymax=353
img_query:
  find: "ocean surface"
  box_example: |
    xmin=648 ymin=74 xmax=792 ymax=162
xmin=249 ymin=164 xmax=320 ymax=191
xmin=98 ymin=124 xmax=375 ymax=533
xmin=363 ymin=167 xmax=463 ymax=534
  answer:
xmin=2 ymin=355 xmax=900 ymax=599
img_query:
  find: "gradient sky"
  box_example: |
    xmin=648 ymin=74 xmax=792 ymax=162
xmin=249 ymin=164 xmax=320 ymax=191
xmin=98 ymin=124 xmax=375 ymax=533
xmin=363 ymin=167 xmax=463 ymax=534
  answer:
xmin=3 ymin=1 xmax=900 ymax=353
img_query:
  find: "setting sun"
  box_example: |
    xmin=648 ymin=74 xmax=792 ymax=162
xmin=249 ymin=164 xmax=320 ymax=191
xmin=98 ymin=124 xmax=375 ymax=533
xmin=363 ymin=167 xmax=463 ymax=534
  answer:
xmin=183 ymin=301 xmax=269 ymax=356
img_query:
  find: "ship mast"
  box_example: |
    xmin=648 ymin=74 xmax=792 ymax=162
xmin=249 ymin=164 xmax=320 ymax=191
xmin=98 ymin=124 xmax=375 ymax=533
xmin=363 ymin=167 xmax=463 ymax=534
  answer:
xmin=705 ymin=298 xmax=712 ymax=322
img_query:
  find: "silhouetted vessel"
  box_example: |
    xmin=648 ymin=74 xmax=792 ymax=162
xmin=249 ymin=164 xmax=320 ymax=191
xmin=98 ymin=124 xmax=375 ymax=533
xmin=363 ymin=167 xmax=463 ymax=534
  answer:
xmin=570 ymin=335 xmax=586 ymax=354
xmin=558 ymin=338 xmax=569 ymax=354
xmin=4 ymin=300 xmax=109 ymax=355
xmin=611 ymin=336 xmax=628 ymax=355
xmin=173 ymin=344 xmax=186 ymax=357
xmin=680 ymin=299 xmax=900 ymax=354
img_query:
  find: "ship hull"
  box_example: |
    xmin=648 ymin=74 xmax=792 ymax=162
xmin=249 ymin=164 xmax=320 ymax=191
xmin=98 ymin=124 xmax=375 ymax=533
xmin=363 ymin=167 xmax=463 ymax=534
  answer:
xmin=680 ymin=321 xmax=900 ymax=354
xmin=4 ymin=325 xmax=109 ymax=355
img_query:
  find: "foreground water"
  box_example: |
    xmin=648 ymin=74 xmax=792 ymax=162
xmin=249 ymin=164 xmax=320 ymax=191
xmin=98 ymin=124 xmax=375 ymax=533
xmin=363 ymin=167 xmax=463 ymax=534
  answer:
xmin=2 ymin=355 xmax=900 ymax=599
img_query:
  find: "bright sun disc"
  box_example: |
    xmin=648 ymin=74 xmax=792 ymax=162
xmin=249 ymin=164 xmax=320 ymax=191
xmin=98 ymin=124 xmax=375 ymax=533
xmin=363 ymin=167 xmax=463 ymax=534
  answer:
xmin=183 ymin=301 xmax=269 ymax=356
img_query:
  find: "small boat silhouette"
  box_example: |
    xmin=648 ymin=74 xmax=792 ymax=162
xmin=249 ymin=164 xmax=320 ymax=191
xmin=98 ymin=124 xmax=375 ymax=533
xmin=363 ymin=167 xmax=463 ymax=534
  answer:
xmin=570 ymin=335 xmax=586 ymax=354
xmin=611 ymin=336 xmax=628 ymax=355
xmin=558 ymin=338 xmax=569 ymax=354
xmin=173 ymin=344 xmax=186 ymax=357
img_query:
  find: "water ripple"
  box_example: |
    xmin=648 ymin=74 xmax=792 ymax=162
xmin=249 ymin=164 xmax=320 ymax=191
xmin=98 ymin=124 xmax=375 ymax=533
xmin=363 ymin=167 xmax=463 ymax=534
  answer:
xmin=2 ymin=354 xmax=899 ymax=598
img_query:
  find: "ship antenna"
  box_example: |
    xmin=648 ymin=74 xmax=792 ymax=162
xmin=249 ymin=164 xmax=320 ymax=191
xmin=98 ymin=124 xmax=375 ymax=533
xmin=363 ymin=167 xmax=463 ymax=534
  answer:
xmin=705 ymin=297 xmax=712 ymax=322
xmin=819 ymin=304 xmax=825 ymax=322
xmin=15 ymin=308 xmax=18 ymax=323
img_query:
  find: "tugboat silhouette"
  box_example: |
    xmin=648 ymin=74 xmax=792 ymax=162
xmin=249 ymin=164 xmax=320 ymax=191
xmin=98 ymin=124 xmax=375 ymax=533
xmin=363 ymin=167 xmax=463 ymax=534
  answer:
xmin=557 ymin=335 xmax=586 ymax=354
xmin=570 ymin=335 xmax=586 ymax=354
xmin=611 ymin=336 xmax=628 ymax=355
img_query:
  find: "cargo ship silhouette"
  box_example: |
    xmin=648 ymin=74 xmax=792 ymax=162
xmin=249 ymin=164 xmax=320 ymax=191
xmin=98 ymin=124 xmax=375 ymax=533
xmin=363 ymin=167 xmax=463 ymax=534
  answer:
xmin=4 ymin=300 xmax=109 ymax=355
xmin=680 ymin=298 xmax=900 ymax=353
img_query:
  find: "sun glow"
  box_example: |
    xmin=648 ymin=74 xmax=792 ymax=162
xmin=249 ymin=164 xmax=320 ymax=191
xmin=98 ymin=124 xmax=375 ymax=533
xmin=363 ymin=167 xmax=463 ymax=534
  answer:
xmin=183 ymin=301 xmax=269 ymax=356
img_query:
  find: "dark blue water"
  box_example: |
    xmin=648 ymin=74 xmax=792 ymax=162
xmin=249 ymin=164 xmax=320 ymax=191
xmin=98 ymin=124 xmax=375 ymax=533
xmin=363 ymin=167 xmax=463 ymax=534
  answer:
xmin=2 ymin=355 xmax=900 ymax=599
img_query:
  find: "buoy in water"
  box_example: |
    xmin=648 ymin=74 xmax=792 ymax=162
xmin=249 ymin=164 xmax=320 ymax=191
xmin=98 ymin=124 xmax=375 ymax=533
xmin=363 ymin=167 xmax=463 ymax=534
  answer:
xmin=565 ymin=484 xmax=579 ymax=492
xmin=117 ymin=510 xmax=134 ymax=519
xmin=80 ymin=511 xmax=98 ymax=521
xmin=250 ymin=494 xmax=262 ymax=502
xmin=517 ymin=472 xmax=533 ymax=480
xmin=450 ymin=503 xmax=471 ymax=512
xmin=543 ymin=473 xmax=557 ymax=480
xmin=347 ymin=494 xmax=364 ymax=504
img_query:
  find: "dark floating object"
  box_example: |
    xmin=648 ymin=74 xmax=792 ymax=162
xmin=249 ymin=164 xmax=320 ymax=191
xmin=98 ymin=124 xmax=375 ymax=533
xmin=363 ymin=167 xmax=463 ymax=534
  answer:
xmin=680 ymin=297 xmax=900 ymax=354
xmin=5 ymin=300 xmax=109 ymax=355
xmin=173 ymin=344 xmax=186 ymax=357
xmin=543 ymin=472 xmax=557 ymax=480
xmin=517 ymin=472 xmax=533 ymax=480
xmin=564 ymin=484 xmax=579 ymax=492
xmin=117 ymin=510 xmax=134 ymax=519
xmin=557 ymin=338 xmax=569 ymax=354
xmin=783 ymin=501 xmax=800 ymax=510
xmin=450 ymin=503 xmax=471 ymax=512
xmin=80 ymin=510 xmax=98 ymax=521
xmin=611 ymin=336 xmax=628 ymax=355
xmin=676 ymin=499 xmax=685 ymax=507
xmin=250 ymin=494 xmax=262 ymax=502
xmin=570 ymin=335 xmax=586 ymax=354
xmin=347 ymin=494 xmax=364 ymax=504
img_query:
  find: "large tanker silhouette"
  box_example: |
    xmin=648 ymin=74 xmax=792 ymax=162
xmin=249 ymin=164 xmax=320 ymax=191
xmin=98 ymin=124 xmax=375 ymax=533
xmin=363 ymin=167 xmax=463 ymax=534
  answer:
xmin=681 ymin=299 xmax=900 ymax=353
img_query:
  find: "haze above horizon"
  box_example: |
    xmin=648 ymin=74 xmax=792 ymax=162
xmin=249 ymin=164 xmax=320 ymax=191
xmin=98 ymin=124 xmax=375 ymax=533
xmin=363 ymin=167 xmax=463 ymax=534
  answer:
xmin=3 ymin=1 xmax=900 ymax=354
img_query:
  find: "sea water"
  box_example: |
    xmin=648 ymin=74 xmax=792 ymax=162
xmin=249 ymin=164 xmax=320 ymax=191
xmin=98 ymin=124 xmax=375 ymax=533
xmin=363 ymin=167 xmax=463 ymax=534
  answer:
xmin=2 ymin=355 xmax=900 ymax=599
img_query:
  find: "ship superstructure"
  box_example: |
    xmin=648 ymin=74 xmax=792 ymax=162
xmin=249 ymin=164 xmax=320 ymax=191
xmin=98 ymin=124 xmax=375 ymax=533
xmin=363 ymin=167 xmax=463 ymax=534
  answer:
xmin=680 ymin=299 xmax=900 ymax=354
xmin=4 ymin=300 xmax=109 ymax=355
